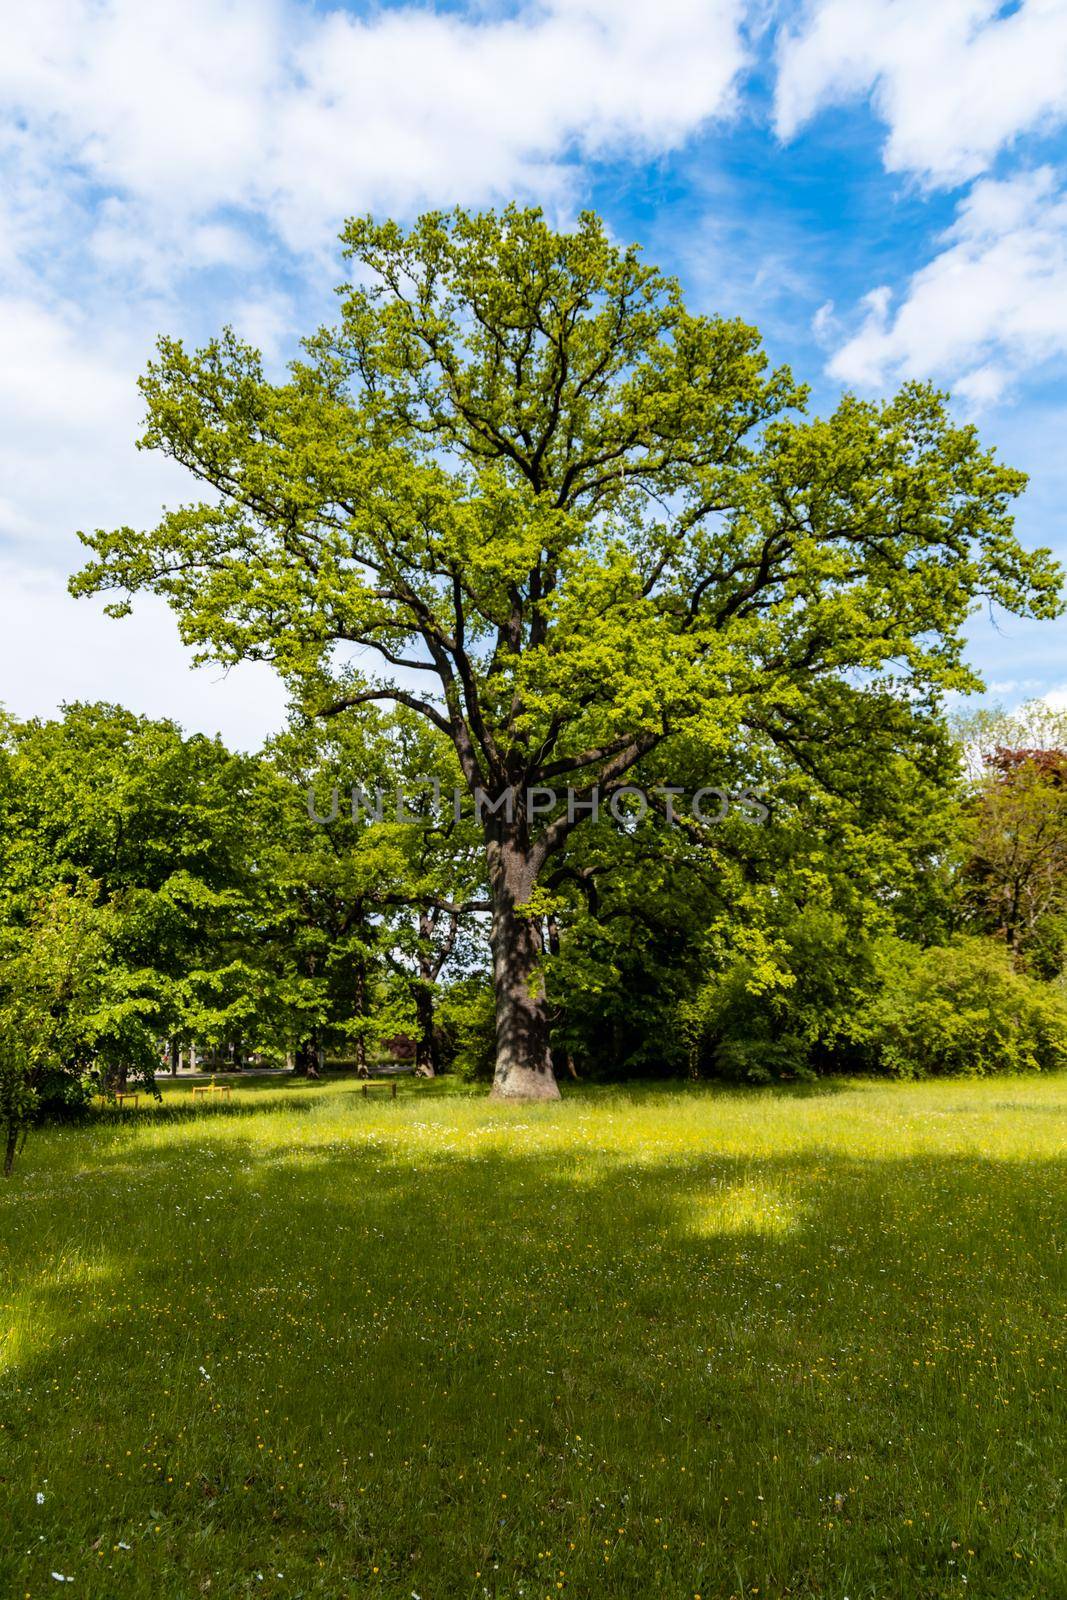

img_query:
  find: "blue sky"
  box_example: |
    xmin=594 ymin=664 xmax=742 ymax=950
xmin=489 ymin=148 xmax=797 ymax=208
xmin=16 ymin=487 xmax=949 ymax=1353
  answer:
xmin=1 ymin=0 xmax=1066 ymax=747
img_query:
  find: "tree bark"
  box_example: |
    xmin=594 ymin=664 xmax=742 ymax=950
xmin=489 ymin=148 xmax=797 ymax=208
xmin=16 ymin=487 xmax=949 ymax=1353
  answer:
xmin=487 ymin=831 xmax=560 ymax=1101
xmin=293 ymin=1038 xmax=319 ymax=1078
xmin=414 ymin=980 xmax=438 ymax=1077
xmin=3 ymin=1123 xmax=17 ymax=1178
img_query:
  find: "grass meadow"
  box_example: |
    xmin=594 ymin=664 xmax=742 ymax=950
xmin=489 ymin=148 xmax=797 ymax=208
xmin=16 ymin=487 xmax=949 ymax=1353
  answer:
xmin=0 ymin=1074 xmax=1064 ymax=1600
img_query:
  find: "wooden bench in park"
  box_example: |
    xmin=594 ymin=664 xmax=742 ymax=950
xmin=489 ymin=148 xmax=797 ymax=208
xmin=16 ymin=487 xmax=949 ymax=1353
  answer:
xmin=361 ymin=1080 xmax=398 ymax=1099
xmin=192 ymin=1083 xmax=233 ymax=1103
xmin=113 ymin=1091 xmax=139 ymax=1110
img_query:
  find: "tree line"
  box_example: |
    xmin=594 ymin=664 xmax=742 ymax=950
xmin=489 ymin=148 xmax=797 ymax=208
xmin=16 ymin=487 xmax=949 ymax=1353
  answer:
xmin=2 ymin=691 xmax=1066 ymax=1171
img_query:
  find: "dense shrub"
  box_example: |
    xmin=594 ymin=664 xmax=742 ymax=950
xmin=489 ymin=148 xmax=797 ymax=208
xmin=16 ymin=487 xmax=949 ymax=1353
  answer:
xmin=858 ymin=937 xmax=1067 ymax=1078
xmin=681 ymin=923 xmax=1067 ymax=1082
xmin=679 ymin=908 xmax=875 ymax=1083
xmin=34 ymin=1065 xmax=95 ymax=1119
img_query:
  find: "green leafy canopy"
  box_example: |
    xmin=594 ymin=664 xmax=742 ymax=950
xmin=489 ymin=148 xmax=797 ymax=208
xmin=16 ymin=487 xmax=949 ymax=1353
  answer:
xmin=71 ymin=206 xmax=1062 ymax=873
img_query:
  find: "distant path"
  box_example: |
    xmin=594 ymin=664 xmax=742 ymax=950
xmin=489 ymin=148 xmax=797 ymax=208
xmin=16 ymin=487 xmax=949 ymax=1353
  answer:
xmin=159 ymin=1068 xmax=290 ymax=1084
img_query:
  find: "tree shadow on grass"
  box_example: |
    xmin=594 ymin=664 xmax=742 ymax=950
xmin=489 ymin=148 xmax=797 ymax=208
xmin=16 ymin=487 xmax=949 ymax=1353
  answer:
xmin=1 ymin=1113 xmax=1064 ymax=1599
xmin=87 ymin=1091 xmax=321 ymax=1129
xmin=86 ymin=1070 xmax=470 ymax=1130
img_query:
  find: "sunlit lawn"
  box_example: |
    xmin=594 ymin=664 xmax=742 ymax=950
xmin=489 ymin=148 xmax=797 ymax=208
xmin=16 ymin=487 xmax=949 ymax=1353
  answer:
xmin=1 ymin=1073 xmax=1064 ymax=1599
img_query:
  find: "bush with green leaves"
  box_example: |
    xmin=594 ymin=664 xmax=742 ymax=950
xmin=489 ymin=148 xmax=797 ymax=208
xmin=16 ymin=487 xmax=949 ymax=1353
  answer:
xmin=680 ymin=915 xmax=1067 ymax=1083
xmin=858 ymin=936 xmax=1067 ymax=1078
xmin=679 ymin=907 xmax=878 ymax=1084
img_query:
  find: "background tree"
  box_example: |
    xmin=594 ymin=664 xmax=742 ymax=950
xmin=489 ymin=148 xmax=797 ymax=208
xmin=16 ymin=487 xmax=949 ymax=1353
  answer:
xmin=256 ymin=706 xmax=485 ymax=1075
xmin=955 ymin=699 xmax=1067 ymax=784
xmin=375 ymin=709 xmax=487 ymax=1074
xmin=547 ymin=695 xmax=962 ymax=1080
xmin=0 ymin=703 xmax=258 ymax=1079
xmin=0 ymin=884 xmax=148 ymax=1175
xmin=953 ymin=702 xmax=1067 ymax=974
xmin=963 ymin=747 xmax=1067 ymax=971
xmin=72 ymin=207 xmax=1063 ymax=1098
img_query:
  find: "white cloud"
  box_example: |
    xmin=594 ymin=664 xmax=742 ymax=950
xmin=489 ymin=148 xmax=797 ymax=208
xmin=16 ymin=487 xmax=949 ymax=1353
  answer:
xmin=0 ymin=2 xmax=288 ymax=218
xmin=776 ymin=0 xmax=1067 ymax=188
xmin=0 ymin=287 xmax=304 ymax=739
xmin=0 ymin=294 xmax=188 ymax=555
xmin=827 ymin=169 xmax=1067 ymax=401
xmin=0 ymin=565 xmax=288 ymax=749
xmin=89 ymin=200 xmax=262 ymax=289
xmin=2 ymin=0 xmax=748 ymax=261
xmin=811 ymin=299 xmax=837 ymax=344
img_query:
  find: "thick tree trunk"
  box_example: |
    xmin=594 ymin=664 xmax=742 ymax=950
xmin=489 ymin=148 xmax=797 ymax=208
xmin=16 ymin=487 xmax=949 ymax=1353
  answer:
xmin=169 ymin=1038 xmax=179 ymax=1076
xmin=487 ymin=833 xmax=560 ymax=1101
xmin=293 ymin=1037 xmax=319 ymax=1078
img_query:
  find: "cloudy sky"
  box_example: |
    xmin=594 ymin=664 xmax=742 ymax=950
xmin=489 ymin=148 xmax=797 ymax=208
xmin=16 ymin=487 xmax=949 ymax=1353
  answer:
xmin=2 ymin=0 xmax=1066 ymax=748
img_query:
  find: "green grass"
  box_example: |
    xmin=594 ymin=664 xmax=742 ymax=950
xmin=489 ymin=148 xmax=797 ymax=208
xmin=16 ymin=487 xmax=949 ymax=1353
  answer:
xmin=1 ymin=1075 xmax=1065 ymax=1600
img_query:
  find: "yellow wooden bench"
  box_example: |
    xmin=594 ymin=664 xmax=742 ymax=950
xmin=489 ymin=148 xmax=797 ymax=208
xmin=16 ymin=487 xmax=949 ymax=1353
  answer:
xmin=361 ymin=1080 xmax=398 ymax=1099
xmin=192 ymin=1083 xmax=233 ymax=1102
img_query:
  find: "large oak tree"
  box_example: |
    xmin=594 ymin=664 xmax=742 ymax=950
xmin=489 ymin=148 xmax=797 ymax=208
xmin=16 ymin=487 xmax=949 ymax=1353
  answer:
xmin=72 ymin=207 xmax=1062 ymax=1099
